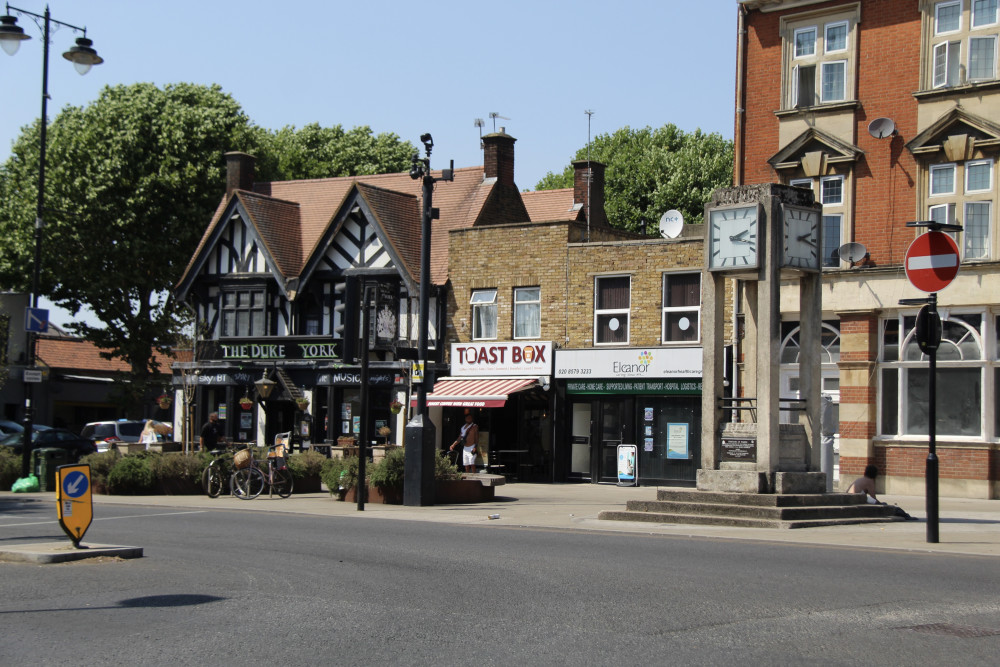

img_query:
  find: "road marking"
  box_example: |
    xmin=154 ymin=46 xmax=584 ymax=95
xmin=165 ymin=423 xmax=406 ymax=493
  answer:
xmin=0 ymin=510 xmax=207 ymax=528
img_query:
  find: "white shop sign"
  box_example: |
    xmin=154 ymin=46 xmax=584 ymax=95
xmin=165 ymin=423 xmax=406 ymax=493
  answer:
xmin=451 ymin=341 xmax=553 ymax=377
xmin=555 ymin=347 xmax=702 ymax=378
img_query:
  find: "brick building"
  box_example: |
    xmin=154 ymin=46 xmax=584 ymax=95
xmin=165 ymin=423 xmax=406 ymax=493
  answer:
xmin=738 ymin=0 xmax=1000 ymax=497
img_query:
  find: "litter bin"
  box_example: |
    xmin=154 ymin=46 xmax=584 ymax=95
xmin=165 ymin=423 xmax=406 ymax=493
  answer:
xmin=32 ymin=448 xmax=72 ymax=492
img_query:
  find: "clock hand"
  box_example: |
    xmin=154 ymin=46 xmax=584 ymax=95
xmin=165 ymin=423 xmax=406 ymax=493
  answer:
xmin=729 ymin=230 xmax=749 ymax=242
xmin=795 ymin=233 xmax=817 ymax=247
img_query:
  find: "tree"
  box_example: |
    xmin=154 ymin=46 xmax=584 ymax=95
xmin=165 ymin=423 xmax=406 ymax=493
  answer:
xmin=535 ymin=124 xmax=733 ymax=233
xmin=0 ymin=82 xmax=415 ymax=415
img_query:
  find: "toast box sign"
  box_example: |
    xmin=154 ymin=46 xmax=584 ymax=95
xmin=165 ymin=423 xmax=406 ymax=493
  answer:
xmin=905 ymin=231 xmax=960 ymax=293
xmin=56 ymin=464 xmax=93 ymax=547
xmin=451 ymin=341 xmax=552 ymax=377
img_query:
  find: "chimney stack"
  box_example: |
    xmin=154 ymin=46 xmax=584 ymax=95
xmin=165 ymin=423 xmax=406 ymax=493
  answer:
xmin=225 ymin=151 xmax=256 ymax=198
xmin=482 ymin=129 xmax=516 ymax=187
xmin=573 ymin=160 xmax=608 ymax=227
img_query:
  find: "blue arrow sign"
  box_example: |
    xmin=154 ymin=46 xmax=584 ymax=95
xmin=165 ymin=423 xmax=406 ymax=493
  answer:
xmin=62 ymin=471 xmax=89 ymax=498
xmin=25 ymin=307 xmax=49 ymax=333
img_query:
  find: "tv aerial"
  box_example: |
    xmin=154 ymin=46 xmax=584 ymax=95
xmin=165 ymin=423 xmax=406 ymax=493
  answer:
xmin=867 ymin=117 xmax=897 ymax=139
xmin=658 ymin=210 xmax=684 ymax=238
xmin=837 ymin=241 xmax=869 ymax=267
xmin=488 ymin=112 xmax=509 ymax=132
xmin=474 ymin=118 xmax=485 ymax=147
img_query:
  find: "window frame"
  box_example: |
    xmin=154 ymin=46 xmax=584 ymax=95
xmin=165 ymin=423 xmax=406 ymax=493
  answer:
xmin=220 ymin=287 xmax=267 ymax=338
xmin=661 ymin=272 xmax=702 ymax=345
xmin=936 ymin=0 xmax=963 ymax=34
xmin=594 ymin=275 xmax=631 ymax=346
xmin=470 ymin=288 xmax=498 ymax=341
xmin=513 ymin=286 xmax=541 ymax=340
xmin=968 ymin=33 xmax=997 ymax=80
xmin=782 ymin=8 xmax=858 ymax=110
xmin=973 ymin=0 xmax=999 ymax=28
xmin=930 ymin=163 xmax=957 ymax=196
xmin=824 ymin=20 xmax=849 ymax=53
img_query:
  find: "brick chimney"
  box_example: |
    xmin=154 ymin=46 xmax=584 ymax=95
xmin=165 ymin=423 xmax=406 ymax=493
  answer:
xmin=573 ymin=160 xmax=608 ymax=227
xmin=482 ymin=129 xmax=516 ymax=187
xmin=225 ymin=151 xmax=256 ymax=198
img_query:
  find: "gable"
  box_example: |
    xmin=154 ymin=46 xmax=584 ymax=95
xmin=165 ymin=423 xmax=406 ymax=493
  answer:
xmin=906 ymin=107 xmax=1000 ymax=161
xmin=768 ymin=127 xmax=863 ymax=173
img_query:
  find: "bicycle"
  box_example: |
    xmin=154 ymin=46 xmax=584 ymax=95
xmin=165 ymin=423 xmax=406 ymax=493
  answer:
xmin=231 ymin=443 xmax=294 ymax=499
xmin=202 ymin=444 xmax=243 ymax=498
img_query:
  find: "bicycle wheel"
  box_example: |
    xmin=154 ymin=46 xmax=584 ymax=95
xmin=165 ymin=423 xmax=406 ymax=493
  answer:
xmin=204 ymin=466 xmax=224 ymax=498
xmin=271 ymin=468 xmax=294 ymax=498
xmin=231 ymin=467 xmax=264 ymax=499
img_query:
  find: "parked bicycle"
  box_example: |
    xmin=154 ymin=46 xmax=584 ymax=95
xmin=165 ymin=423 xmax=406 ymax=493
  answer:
xmin=231 ymin=443 xmax=294 ymax=499
xmin=202 ymin=443 xmax=245 ymax=498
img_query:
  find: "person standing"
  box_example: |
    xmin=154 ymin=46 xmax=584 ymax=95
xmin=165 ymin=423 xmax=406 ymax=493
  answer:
xmin=199 ymin=412 xmax=223 ymax=452
xmin=448 ymin=410 xmax=479 ymax=473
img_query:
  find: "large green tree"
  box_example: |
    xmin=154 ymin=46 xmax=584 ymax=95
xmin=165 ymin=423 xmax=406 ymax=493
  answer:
xmin=535 ymin=124 xmax=734 ymax=233
xmin=0 ymin=82 xmax=414 ymax=414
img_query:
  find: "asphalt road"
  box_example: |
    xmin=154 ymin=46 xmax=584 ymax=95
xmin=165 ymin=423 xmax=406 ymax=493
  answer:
xmin=2 ymin=501 xmax=999 ymax=665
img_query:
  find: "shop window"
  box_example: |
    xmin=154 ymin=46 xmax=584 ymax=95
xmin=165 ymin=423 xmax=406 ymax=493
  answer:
xmin=880 ymin=312 xmax=987 ymax=437
xmin=594 ymin=275 xmax=630 ymax=345
xmin=470 ymin=289 xmax=497 ymax=340
xmin=221 ymin=288 xmax=265 ymax=337
xmin=661 ymin=273 xmax=701 ymax=343
xmin=513 ymin=287 xmax=540 ymax=339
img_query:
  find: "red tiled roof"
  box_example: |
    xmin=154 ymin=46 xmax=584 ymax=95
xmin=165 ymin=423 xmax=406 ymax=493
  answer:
xmin=37 ymin=337 xmax=186 ymax=373
xmin=522 ymin=188 xmax=582 ymax=222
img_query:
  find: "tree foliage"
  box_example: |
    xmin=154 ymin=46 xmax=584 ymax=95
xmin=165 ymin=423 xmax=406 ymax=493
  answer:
xmin=535 ymin=124 xmax=733 ymax=233
xmin=0 ymin=82 xmax=414 ymax=415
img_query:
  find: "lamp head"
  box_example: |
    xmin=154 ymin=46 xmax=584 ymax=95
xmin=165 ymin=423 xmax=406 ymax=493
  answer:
xmin=0 ymin=14 xmax=30 ymax=56
xmin=63 ymin=36 xmax=103 ymax=75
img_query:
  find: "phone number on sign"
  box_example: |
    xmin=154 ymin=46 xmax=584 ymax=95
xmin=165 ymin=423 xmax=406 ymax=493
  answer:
xmin=558 ymin=368 xmax=592 ymax=375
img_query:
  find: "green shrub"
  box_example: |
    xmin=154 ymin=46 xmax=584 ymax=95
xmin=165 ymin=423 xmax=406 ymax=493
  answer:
xmin=0 ymin=447 xmax=21 ymax=491
xmin=107 ymin=455 xmax=155 ymax=495
xmin=321 ymin=456 xmax=359 ymax=495
xmin=434 ymin=450 xmax=461 ymax=482
xmin=149 ymin=453 xmax=203 ymax=492
xmin=368 ymin=447 xmax=405 ymax=490
xmin=80 ymin=450 xmax=121 ymax=494
xmin=288 ymin=450 xmax=326 ymax=481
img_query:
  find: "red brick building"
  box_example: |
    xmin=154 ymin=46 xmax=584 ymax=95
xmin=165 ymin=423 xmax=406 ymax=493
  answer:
xmin=738 ymin=0 xmax=1000 ymax=497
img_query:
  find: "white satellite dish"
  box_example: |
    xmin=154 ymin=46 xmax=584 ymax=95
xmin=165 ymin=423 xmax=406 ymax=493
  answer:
xmin=659 ymin=210 xmax=684 ymax=238
xmin=838 ymin=242 xmax=868 ymax=265
xmin=867 ymin=117 xmax=896 ymax=139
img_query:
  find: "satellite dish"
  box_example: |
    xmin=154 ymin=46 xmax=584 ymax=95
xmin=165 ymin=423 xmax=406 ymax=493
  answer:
xmin=838 ymin=242 xmax=869 ymax=265
xmin=659 ymin=210 xmax=684 ymax=238
xmin=868 ymin=117 xmax=897 ymax=139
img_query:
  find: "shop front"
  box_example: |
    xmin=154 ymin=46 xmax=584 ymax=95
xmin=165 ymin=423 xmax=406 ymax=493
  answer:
xmin=555 ymin=347 xmax=702 ymax=486
xmin=423 ymin=341 xmax=553 ymax=481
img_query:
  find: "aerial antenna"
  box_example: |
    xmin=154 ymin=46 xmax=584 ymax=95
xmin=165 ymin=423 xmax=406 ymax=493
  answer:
xmin=474 ymin=118 xmax=485 ymax=148
xmin=488 ymin=112 xmax=509 ymax=132
xmin=867 ymin=117 xmax=897 ymax=139
xmin=584 ymin=109 xmax=594 ymax=242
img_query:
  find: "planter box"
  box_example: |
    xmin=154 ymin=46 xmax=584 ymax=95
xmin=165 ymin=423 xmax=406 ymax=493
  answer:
xmin=435 ymin=478 xmax=498 ymax=504
xmin=295 ymin=474 xmax=322 ymax=494
xmin=339 ymin=484 xmax=403 ymax=504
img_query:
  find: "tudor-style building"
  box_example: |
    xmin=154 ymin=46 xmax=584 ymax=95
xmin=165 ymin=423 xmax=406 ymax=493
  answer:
xmin=173 ymin=133 xmax=532 ymax=451
xmin=738 ymin=0 xmax=1000 ymax=498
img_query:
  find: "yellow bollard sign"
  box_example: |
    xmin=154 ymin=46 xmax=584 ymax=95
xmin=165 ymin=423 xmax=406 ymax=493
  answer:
xmin=55 ymin=464 xmax=93 ymax=547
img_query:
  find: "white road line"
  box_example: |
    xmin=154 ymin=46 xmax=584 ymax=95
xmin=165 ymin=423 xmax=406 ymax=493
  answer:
xmin=0 ymin=510 xmax=207 ymax=528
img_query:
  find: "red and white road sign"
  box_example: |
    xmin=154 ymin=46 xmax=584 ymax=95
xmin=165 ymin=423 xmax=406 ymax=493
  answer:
xmin=905 ymin=231 xmax=960 ymax=293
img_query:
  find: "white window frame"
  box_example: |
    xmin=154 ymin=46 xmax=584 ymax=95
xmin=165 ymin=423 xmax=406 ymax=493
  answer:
xmin=820 ymin=175 xmax=845 ymax=205
xmin=790 ymin=178 xmax=813 ymax=191
xmin=973 ymin=0 xmax=999 ymax=28
xmin=930 ymin=163 xmax=957 ymax=196
xmin=513 ymin=286 xmax=541 ymax=340
xmin=965 ymin=158 xmax=994 ymax=193
xmin=929 ymin=202 xmax=957 ymax=225
xmin=822 ymin=213 xmax=843 ymax=268
xmin=968 ymin=34 xmax=998 ymax=79
xmin=963 ymin=200 xmax=992 ymax=259
xmin=661 ymin=272 xmax=702 ymax=344
xmin=470 ymin=288 xmax=498 ymax=341
xmin=820 ymin=60 xmax=848 ymax=102
xmin=936 ymin=0 xmax=963 ymax=34
xmin=825 ymin=20 xmax=849 ymax=53
xmin=794 ymin=26 xmax=817 ymax=58
xmin=594 ymin=275 xmax=631 ymax=346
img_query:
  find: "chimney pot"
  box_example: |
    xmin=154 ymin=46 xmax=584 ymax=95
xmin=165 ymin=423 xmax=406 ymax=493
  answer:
xmin=481 ymin=131 xmax=516 ymax=187
xmin=225 ymin=151 xmax=256 ymax=198
xmin=573 ymin=160 xmax=608 ymax=228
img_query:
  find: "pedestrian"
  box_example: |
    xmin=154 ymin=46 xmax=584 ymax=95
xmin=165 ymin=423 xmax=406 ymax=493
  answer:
xmin=846 ymin=464 xmax=915 ymax=520
xmin=448 ymin=409 xmax=479 ymax=473
xmin=140 ymin=420 xmax=158 ymax=448
xmin=199 ymin=412 xmax=223 ymax=452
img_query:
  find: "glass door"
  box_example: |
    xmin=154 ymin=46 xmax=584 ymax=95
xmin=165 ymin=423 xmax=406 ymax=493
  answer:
xmin=570 ymin=402 xmax=592 ymax=479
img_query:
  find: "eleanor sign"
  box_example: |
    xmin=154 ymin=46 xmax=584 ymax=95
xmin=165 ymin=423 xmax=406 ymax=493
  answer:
xmin=555 ymin=347 xmax=702 ymax=378
xmin=451 ymin=341 xmax=552 ymax=376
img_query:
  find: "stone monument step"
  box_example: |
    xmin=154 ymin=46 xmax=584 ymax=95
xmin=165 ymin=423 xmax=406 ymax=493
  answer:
xmin=656 ymin=489 xmax=871 ymax=508
xmin=626 ymin=499 xmax=898 ymax=522
xmin=597 ymin=509 xmax=902 ymax=530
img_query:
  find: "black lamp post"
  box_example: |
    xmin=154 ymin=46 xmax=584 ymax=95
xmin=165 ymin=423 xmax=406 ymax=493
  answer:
xmin=404 ymin=133 xmax=453 ymax=506
xmin=0 ymin=4 xmax=103 ymax=479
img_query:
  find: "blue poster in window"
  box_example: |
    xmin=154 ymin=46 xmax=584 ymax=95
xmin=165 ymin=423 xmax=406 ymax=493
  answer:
xmin=667 ymin=423 xmax=689 ymax=459
xmin=617 ymin=444 xmax=637 ymax=486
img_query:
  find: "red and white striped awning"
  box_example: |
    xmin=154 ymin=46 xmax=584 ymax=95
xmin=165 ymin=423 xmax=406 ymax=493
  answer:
xmin=417 ymin=377 xmax=539 ymax=408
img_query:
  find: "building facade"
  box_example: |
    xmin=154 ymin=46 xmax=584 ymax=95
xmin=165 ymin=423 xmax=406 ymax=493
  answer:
xmin=738 ymin=0 xmax=1000 ymax=497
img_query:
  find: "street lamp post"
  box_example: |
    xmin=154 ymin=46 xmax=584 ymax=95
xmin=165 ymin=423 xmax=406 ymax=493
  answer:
xmin=0 ymin=4 xmax=103 ymax=478
xmin=404 ymin=133 xmax=453 ymax=506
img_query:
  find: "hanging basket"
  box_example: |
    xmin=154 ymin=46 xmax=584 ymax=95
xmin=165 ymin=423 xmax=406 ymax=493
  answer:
xmin=296 ymin=398 xmax=310 ymax=410
xmin=389 ymin=400 xmax=403 ymax=414
xmin=157 ymin=394 xmax=172 ymax=409
xmin=239 ymin=399 xmax=254 ymax=410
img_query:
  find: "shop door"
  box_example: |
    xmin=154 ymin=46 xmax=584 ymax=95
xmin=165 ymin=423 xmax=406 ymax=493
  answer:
xmin=569 ymin=402 xmax=592 ymax=480
xmin=598 ymin=398 xmax=633 ymax=482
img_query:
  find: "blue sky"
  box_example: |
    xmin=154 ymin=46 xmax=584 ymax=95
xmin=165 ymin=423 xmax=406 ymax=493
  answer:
xmin=1 ymin=0 xmax=738 ymax=325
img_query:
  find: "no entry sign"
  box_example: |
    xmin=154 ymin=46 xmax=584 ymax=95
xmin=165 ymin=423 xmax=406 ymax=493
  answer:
xmin=905 ymin=231 xmax=960 ymax=292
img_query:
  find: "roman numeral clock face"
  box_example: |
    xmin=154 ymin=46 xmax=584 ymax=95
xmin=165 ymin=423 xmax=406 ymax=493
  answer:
xmin=708 ymin=206 xmax=759 ymax=270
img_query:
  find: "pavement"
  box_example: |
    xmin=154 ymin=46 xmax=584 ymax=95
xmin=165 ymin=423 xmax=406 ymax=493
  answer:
xmin=3 ymin=484 xmax=1000 ymax=561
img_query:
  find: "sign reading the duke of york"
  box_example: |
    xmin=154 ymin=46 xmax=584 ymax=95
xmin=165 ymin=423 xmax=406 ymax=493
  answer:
xmin=201 ymin=338 xmax=343 ymax=361
xmin=451 ymin=341 xmax=552 ymax=377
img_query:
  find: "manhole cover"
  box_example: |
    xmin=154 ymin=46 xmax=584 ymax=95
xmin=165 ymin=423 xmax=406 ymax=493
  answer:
xmin=904 ymin=623 xmax=1000 ymax=638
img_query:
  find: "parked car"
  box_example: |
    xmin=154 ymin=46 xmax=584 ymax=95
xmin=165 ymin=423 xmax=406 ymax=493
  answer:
xmin=0 ymin=428 xmax=97 ymax=461
xmin=0 ymin=419 xmax=23 ymax=436
xmin=81 ymin=420 xmax=146 ymax=452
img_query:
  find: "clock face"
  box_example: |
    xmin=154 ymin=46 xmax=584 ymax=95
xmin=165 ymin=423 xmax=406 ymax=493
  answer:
xmin=782 ymin=205 xmax=821 ymax=271
xmin=708 ymin=205 xmax=759 ymax=270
